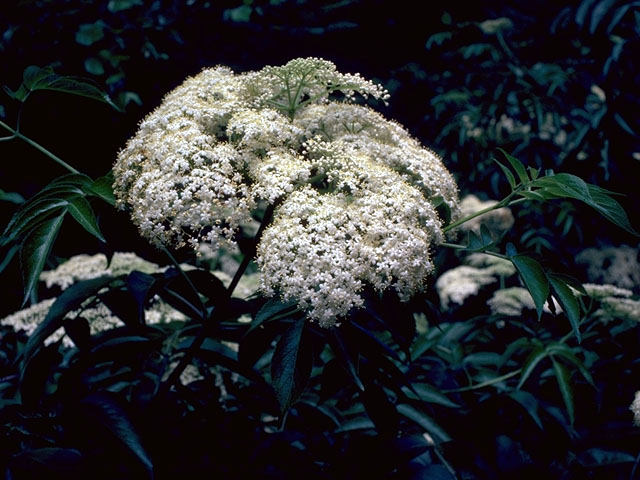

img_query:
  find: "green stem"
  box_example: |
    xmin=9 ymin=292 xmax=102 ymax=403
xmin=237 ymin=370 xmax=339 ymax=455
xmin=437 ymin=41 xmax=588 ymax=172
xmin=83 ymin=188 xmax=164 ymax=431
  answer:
xmin=443 ymin=193 xmax=515 ymax=233
xmin=0 ymin=119 xmax=79 ymax=174
xmin=160 ymin=203 xmax=276 ymax=394
xmin=439 ymin=242 xmax=510 ymax=261
xmin=162 ymin=246 xmax=207 ymax=320
xmin=443 ymin=368 xmax=522 ymax=393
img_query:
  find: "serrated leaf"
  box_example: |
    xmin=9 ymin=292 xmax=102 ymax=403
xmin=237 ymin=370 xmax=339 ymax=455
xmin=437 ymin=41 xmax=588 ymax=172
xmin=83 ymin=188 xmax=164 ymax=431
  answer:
xmin=533 ymin=174 xmax=637 ymax=235
xmin=494 ymin=159 xmax=516 ymax=189
xmin=19 ymin=214 xmax=65 ymax=304
xmin=271 ymin=317 xmax=311 ymax=414
xmin=89 ymin=173 xmax=116 ymax=206
xmin=250 ymin=297 xmax=299 ymax=333
xmin=587 ymin=184 xmax=638 ymax=236
xmin=1 ymin=198 xmax=68 ymax=245
xmin=67 ymin=195 xmax=106 ymax=242
xmin=396 ymin=403 xmax=451 ymax=443
xmin=548 ymin=274 xmax=582 ymax=342
xmin=551 ymin=357 xmax=574 ymax=425
xmin=517 ymin=346 xmax=548 ymax=389
xmin=545 ymin=343 xmax=595 ymax=386
xmin=510 ymin=255 xmax=549 ymax=320
xmin=22 ymin=275 xmax=113 ymax=370
xmin=18 ymin=65 xmax=120 ymax=110
xmin=77 ymin=392 xmax=154 ymax=476
xmin=498 ymin=148 xmax=529 ymax=184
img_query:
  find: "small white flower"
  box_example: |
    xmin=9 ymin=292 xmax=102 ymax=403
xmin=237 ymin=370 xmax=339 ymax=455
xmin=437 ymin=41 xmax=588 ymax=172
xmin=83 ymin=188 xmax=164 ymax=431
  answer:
xmin=114 ymin=58 xmax=460 ymax=326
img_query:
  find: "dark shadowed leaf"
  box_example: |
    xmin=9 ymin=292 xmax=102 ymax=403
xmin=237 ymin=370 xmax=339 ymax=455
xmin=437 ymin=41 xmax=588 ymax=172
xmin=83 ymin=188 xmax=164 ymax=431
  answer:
xmin=271 ymin=317 xmax=312 ymax=414
xmin=510 ymin=254 xmax=549 ymax=320
xmin=22 ymin=275 xmax=113 ymax=371
xmin=7 ymin=448 xmax=85 ymax=477
xmin=548 ymin=274 xmax=582 ymax=342
xmin=397 ymin=403 xmax=451 ymax=443
xmin=551 ymin=357 xmax=574 ymax=425
xmin=517 ymin=346 xmax=548 ymax=389
xmin=77 ymin=393 xmax=154 ymax=477
xmin=19 ymin=213 xmax=65 ymax=304
xmin=127 ymin=271 xmax=158 ymax=324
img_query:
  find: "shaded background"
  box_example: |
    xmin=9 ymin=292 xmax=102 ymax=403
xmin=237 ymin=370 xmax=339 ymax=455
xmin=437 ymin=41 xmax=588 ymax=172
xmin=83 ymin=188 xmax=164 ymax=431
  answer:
xmin=1 ymin=0 xmax=639 ymax=316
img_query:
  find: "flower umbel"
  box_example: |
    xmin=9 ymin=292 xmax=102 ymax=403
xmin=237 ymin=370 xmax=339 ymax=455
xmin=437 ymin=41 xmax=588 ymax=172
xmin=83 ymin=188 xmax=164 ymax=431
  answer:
xmin=114 ymin=57 xmax=460 ymax=326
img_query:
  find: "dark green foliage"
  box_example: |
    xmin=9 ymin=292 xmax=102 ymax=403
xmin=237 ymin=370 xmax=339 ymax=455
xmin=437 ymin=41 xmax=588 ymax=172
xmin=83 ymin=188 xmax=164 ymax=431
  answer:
xmin=2 ymin=0 xmax=640 ymax=478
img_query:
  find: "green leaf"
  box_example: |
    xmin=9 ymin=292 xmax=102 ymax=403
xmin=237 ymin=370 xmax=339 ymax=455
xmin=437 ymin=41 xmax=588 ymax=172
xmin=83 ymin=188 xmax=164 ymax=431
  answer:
xmin=494 ymin=159 xmax=516 ymax=190
xmin=404 ymin=383 xmax=461 ymax=408
xmin=16 ymin=65 xmax=120 ymax=110
xmin=510 ymin=254 xmax=549 ymax=320
xmin=508 ymin=390 xmax=543 ymax=429
xmin=75 ymin=21 xmax=105 ymax=46
xmin=84 ymin=57 xmax=104 ymax=75
xmin=578 ymin=448 xmax=636 ymax=467
xmin=0 ymin=189 xmax=25 ymax=204
xmin=518 ymin=190 xmax=547 ymax=202
xmin=19 ymin=214 xmax=65 ymax=304
xmin=250 ymin=297 xmax=299 ymax=333
xmin=270 ymin=317 xmax=311 ymax=414
xmin=517 ymin=346 xmax=548 ymax=389
xmin=22 ymin=275 xmax=113 ymax=370
xmin=548 ymin=274 xmax=582 ymax=342
xmin=498 ymin=148 xmax=529 ymax=184
xmin=67 ymin=195 xmax=105 ymax=242
xmin=545 ymin=343 xmax=595 ymax=386
xmin=551 ymin=357 xmax=574 ymax=425
xmin=89 ymin=173 xmax=116 ymax=206
xmin=396 ymin=403 xmax=451 ymax=443
xmin=533 ymin=174 xmax=637 ymax=236
xmin=587 ymin=184 xmax=638 ymax=236
xmin=1 ymin=198 xmax=68 ymax=245
xmin=107 ymin=0 xmax=143 ymax=13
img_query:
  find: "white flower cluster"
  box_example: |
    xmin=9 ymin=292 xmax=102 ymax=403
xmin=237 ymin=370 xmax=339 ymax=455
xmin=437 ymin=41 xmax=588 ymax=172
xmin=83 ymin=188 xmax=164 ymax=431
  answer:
xmin=576 ymin=244 xmax=640 ymax=291
xmin=487 ymin=287 xmax=559 ymax=317
xmin=40 ymin=252 xmax=163 ymax=289
xmin=0 ymin=297 xmax=187 ymax=347
xmin=458 ymin=194 xmax=514 ymax=236
xmin=114 ymin=57 xmax=460 ymax=326
xmin=435 ymin=254 xmax=515 ymax=310
xmin=630 ymin=391 xmax=640 ymax=426
xmin=581 ymin=283 xmax=640 ymax=323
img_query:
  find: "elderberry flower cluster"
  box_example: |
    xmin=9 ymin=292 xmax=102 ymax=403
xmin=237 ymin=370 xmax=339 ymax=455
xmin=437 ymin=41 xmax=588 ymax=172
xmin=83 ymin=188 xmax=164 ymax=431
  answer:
xmin=114 ymin=57 xmax=460 ymax=326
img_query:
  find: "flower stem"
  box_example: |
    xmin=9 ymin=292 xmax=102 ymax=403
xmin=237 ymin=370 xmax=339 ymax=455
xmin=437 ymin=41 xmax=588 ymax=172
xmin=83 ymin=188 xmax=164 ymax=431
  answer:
xmin=160 ymin=203 xmax=276 ymax=394
xmin=0 ymin=119 xmax=79 ymax=174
